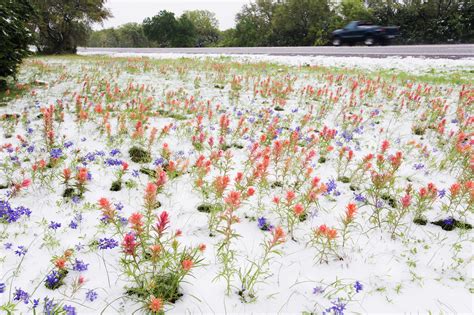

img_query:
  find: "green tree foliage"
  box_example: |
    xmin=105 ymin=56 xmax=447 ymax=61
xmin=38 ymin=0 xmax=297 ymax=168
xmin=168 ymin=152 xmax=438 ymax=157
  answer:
xmin=271 ymin=0 xmax=334 ymax=46
xmin=142 ymin=11 xmax=197 ymax=47
xmin=31 ymin=0 xmax=111 ymax=54
xmin=233 ymin=0 xmax=276 ymax=46
xmin=0 ymin=0 xmax=33 ymax=90
xmin=143 ymin=10 xmax=178 ymax=47
xmin=88 ymin=23 xmax=149 ymax=47
xmin=183 ymin=10 xmax=220 ymax=47
xmin=368 ymin=0 xmax=474 ymax=44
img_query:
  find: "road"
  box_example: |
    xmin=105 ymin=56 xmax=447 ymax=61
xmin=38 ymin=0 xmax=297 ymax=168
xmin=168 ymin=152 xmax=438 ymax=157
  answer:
xmin=78 ymin=45 xmax=474 ymax=59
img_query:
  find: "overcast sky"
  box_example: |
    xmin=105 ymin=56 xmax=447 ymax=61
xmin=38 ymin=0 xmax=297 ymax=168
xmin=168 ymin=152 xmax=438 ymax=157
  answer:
xmin=95 ymin=0 xmax=251 ymax=31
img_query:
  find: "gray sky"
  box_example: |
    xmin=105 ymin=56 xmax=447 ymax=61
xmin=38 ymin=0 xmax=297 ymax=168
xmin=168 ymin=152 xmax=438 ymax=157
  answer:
xmin=95 ymin=0 xmax=251 ymax=31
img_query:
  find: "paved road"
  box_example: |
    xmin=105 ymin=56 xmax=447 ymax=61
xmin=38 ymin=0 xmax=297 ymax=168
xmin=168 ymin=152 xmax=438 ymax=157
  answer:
xmin=78 ymin=45 xmax=474 ymax=59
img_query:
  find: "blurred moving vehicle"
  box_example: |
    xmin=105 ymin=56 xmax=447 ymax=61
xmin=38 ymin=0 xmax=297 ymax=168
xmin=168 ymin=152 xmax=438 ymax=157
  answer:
xmin=331 ymin=21 xmax=400 ymax=46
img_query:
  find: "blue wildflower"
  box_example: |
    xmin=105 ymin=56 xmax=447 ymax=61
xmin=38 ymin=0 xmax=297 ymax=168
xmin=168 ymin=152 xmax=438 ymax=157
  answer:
xmin=354 ymin=281 xmax=363 ymax=293
xmin=0 ymin=283 xmax=5 ymax=293
xmin=72 ymin=259 xmax=89 ymax=272
xmin=85 ymin=289 xmax=98 ymax=302
xmin=257 ymin=217 xmax=272 ymax=231
xmin=443 ymin=217 xmax=454 ymax=226
xmin=50 ymin=148 xmax=63 ymax=159
xmin=97 ymin=238 xmax=118 ymax=250
xmin=64 ymin=141 xmax=74 ymax=148
xmin=13 ymin=288 xmax=29 ymax=304
xmin=15 ymin=245 xmax=27 ymax=256
xmin=313 ymin=286 xmax=324 ymax=295
xmin=49 ymin=221 xmax=61 ymax=230
xmin=45 ymin=271 xmax=61 ymax=288
xmin=63 ymin=305 xmax=76 ymax=315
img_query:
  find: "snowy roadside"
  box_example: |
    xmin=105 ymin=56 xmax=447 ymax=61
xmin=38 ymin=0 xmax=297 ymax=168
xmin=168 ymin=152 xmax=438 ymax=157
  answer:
xmin=77 ymin=50 xmax=474 ymax=73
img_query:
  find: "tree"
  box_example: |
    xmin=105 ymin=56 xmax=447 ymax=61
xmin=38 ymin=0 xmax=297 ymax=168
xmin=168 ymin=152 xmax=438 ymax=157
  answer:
xmin=233 ymin=0 xmax=276 ymax=46
xmin=183 ymin=10 xmax=219 ymax=47
xmin=31 ymin=0 xmax=111 ymax=54
xmin=173 ymin=15 xmax=197 ymax=47
xmin=0 ymin=0 xmax=33 ymax=90
xmin=143 ymin=10 xmax=178 ymax=47
xmin=271 ymin=0 xmax=333 ymax=46
xmin=340 ymin=0 xmax=374 ymax=24
xmin=116 ymin=23 xmax=149 ymax=47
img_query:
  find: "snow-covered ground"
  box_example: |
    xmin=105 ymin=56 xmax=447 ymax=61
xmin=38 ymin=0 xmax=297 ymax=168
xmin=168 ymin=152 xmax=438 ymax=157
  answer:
xmin=78 ymin=50 xmax=474 ymax=73
xmin=0 ymin=55 xmax=472 ymax=314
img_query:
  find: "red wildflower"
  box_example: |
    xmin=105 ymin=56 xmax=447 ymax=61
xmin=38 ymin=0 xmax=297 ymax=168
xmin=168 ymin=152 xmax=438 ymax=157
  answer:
xmin=156 ymin=211 xmax=169 ymax=235
xmin=149 ymin=296 xmax=163 ymax=313
xmin=225 ymin=191 xmax=241 ymax=208
xmin=271 ymin=226 xmax=286 ymax=245
xmin=181 ymin=259 xmax=193 ymax=271
xmin=345 ymin=203 xmax=357 ymax=221
xmin=293 ymin=203 xmax=304 ymax=216
xmin=122 ymin=233 xmax=138 ymax=255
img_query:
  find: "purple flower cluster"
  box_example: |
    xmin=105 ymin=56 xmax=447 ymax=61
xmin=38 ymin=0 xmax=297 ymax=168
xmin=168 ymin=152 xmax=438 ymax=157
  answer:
xmin=50 ymin=148 xmax=63 ymax=159
xmin=98 ymin=238 xmax=118 ymax=250
xmin=72 ymin=258 xmax=89 ymax=271
xmin=257 ymin=217 xmax=273 ymax=231
xmin=13 ymin=288 xmax=29 ymax=304
xmin=86 ymin=289 xmax=98 ymax=302
xmin=0 ymin=200 xmax=31 ymax=223
xmin=49 ymin=221 xmax=62 ymax=230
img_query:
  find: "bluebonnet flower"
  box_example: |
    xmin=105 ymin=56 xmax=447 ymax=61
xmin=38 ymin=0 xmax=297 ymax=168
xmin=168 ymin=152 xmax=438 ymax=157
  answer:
xmin=341 ymin=130 xmax=353 ymax=142
xmin=105 ymin=158 xmax=123 ymax=167
xmin=0 ymin=201 xmax=31 ymax=223
xmin=75 ymin=243 xmax=84 ymax=251
xmin=4 ymin=242 xmax=12 ymax=249
xmin=63 ymin=305 xmax=76 ymax=315
xmin=354 ymin=281 xmax=363 ymax=293
xmin=325 ymin=179 xmax=337 ymax=195
xmin=353 ymin=193 xmax=366 ymax=202
xmin=98 ymin=238 xmax=118 ymax=250
xmin=49 ymin=221 xmax=61 ymax=230
xmin=110 ymin=148 xmax=121 ymax=156
xmin=413 ymin=163 xmax=424 ymax=170
xmin=451 ymin=119 xmax=458 ymax=124
xmin=45 ymin=270 xmax=61 ymax=288
xmin=438 ymin=189 xmax=446 ymax=199
xmin=69 ymin=220 xmax=78 ymax=229
xmin=72 ymin=196 xmax=81 ymax=204
xmin=15 ymin=245 xmax=27 ymax=256
xmin=27 ymin=127 xmax=34 ymax=134
xmin=132 ymin=170 xmax=140 ymax=177
xmin=50 ymin=148 xmax=63 ymax=159
xmin=64 ymin=141 xmax=74 ymax=148
xmin=0 ymin=282 xmax=5 ymax=293
xmin=154 ymin=157 xmax=165 ymax=166
xmin=33 ymin=298 xmax=39 ymax=308
xmin=27 ymin=145 xmax=35 ymax=153
xmin=43 ymin=297 xmax=57 ymax=313
xmin=13 ymin=288 xmax=29 ymax=304
xmin=313 ymin=286 xmax=324 ymax=295
xmin=114 ymin=202 xmax=124 ymax=211
xmin=72 ymin=259 xmax=89 ymax=272
xmin=118 ymin=216 xmax=128 ymax=226
xmin=375 ymin=200 xmax=384 ymax=208
xmin=324 ymin=298 xmax=347 ymax=315
xmin=443 ymin=217 xmax=454 ymax=226
xmin=85 ymin=289 xmax=98 ymax=302
xmin=257 ymin=217 xmax=273 ymax=231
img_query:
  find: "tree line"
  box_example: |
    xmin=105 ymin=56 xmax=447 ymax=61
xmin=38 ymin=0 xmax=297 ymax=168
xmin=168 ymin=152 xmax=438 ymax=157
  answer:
xmin=88 ymin=0 xmax=474 ymax=48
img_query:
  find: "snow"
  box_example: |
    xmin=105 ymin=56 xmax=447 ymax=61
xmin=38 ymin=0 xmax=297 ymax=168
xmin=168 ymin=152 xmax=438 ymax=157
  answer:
xmin=0 ymin=54 xmax=472 ymax=314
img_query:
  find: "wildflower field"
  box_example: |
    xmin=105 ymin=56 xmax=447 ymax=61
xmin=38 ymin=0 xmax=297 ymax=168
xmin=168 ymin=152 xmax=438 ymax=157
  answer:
xmin=0 ymin=54 xmax=472 ymax=314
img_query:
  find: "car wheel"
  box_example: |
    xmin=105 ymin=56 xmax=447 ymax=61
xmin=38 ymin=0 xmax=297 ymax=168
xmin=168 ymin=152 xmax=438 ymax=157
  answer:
xmin=332 ymin=37 xmax=341 ymax=46
xmin=364 ymin=36 xmax=375 ymax=46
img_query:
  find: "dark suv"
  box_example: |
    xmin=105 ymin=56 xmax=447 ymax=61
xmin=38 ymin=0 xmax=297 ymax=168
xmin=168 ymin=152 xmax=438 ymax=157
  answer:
xmin=331 ymin=21 xmax=400 ymax=46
